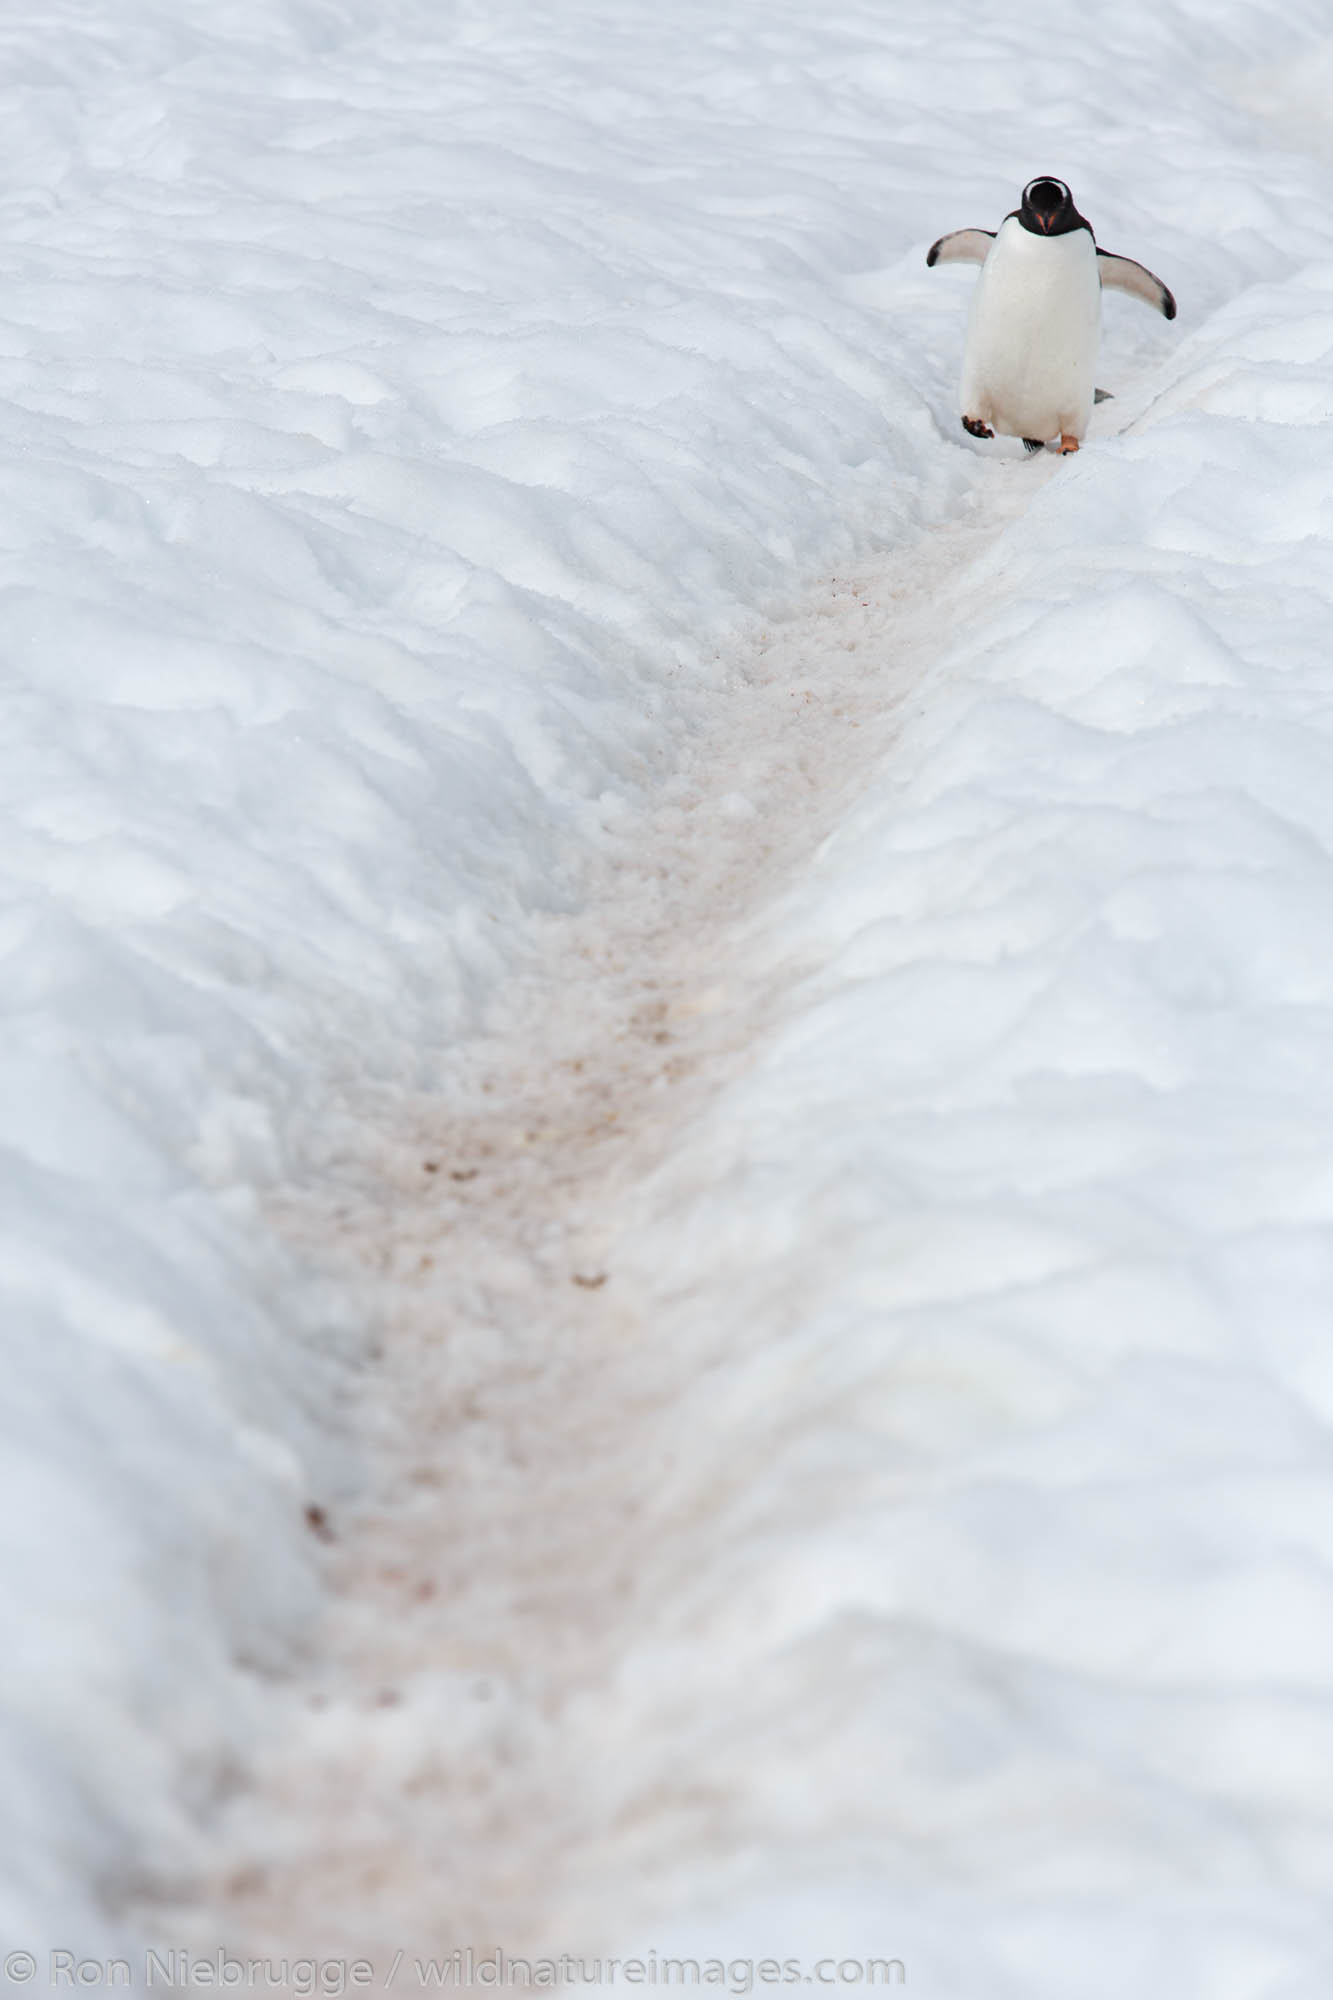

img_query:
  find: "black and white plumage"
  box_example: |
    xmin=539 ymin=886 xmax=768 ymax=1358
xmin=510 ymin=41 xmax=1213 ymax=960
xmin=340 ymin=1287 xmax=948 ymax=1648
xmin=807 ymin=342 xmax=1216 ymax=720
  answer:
xmin=927 ymin=178 xmax=1176 ymax=454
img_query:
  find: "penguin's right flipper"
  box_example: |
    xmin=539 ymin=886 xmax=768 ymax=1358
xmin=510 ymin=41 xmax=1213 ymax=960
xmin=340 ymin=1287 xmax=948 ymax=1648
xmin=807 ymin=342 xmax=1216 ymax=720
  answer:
xmin=927 ymin=228 xmax=995 ymax=268
xmin=1097 ymin=251 xmax=1177 ymax=320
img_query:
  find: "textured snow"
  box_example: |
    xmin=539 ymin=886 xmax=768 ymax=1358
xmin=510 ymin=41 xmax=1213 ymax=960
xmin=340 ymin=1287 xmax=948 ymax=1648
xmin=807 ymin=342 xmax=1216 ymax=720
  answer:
xmin=6 ymin=0 xmax=1333 ymax=1991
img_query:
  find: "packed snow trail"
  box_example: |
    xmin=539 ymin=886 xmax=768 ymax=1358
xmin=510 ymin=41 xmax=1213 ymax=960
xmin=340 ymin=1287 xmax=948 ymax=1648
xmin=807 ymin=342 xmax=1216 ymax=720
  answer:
xmin=181 ymin=480 xmax=1048 ymax=1965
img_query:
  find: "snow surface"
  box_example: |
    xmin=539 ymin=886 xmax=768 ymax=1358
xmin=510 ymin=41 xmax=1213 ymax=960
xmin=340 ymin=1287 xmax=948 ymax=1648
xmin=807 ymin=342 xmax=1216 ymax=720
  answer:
xmin=7 ymin=0 xmax=1333 ymax=1992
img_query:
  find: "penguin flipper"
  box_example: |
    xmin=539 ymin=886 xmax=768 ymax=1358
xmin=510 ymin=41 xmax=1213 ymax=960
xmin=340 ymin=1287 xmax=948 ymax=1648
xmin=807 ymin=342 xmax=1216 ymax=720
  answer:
xmin=1097 ymin=250 xmax=1177 ymax=320
xmin=926 ymin=228 xmax=995 ymax=268
xmin=1093 ymin=388 xmax=1113 ymax=404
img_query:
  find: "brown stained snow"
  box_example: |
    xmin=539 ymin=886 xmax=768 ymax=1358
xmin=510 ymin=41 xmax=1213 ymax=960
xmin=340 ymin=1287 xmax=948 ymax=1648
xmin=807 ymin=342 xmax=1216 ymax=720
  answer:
xmin=167 ymin=474 xmax=1044 ymax=1960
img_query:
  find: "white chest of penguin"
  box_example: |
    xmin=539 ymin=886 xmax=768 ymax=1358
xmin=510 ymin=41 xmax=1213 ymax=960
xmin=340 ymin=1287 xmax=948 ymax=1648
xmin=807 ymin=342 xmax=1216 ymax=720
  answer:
xmin=960 ymin=218 xmax=1101 ymax=443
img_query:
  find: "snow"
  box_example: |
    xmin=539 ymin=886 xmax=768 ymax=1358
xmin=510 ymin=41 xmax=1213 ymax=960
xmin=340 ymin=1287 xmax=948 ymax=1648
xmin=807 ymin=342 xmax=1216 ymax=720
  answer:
xmin=604 ymin=411 xmax=1333 ymax=1989
xmin=6 ymin=0 xmax=1333 ymax=1991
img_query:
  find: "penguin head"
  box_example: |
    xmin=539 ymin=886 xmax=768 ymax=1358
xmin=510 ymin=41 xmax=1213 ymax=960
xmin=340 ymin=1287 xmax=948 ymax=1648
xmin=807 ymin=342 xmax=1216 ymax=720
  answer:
xmin=1016 ymin=177 xmax=1089 ymax=237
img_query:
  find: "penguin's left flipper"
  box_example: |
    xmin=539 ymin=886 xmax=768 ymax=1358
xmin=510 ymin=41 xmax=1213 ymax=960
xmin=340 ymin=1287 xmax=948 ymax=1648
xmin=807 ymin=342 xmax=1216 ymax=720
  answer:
xmin=1097 ymin=251 xmax=1177 ymax=320
xmin=926 ymin=228 xmax=995 ymax=268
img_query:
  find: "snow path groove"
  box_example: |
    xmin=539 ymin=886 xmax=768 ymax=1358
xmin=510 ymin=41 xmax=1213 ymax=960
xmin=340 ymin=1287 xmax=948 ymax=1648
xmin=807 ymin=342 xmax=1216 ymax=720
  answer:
xmin=174 ymin=464 xmax=1047 ymax=1959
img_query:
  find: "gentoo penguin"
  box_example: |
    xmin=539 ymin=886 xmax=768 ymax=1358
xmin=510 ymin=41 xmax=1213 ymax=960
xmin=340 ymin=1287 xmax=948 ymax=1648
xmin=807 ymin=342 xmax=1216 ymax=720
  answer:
xmin=927 ymin=177 xmax=1176 ymax=454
